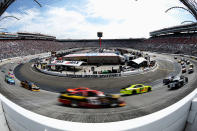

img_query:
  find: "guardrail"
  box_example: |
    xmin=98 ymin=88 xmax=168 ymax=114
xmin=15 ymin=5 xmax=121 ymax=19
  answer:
xmin=34 ymin=63 xmax=157 ymax=78
xmin=34 ymin=65 xmax=121 ymax=78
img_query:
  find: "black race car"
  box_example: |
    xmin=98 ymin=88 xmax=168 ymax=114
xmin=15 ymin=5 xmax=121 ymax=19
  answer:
xmin=163 ymin=76 xmax=175 ymax=85
xmin=182 ymin=68 xmax=187 ymax=73
xmin=188 ymin=67 xmax=194 ymax=74
xmin=167 ymin=76 xmax=188 ymax=89
xmin=21 ymin=81 xmax=40 ymax=91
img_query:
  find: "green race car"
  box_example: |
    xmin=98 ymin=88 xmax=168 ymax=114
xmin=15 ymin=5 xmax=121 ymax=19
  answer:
xmin=120 ymin=84 xmax=152 ymax=95
xmin=5 ymin=75 xmax=15 ymax=85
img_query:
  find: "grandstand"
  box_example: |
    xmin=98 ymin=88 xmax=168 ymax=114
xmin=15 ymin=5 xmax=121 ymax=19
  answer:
xmin=57 ymin=38 xmax=144 ymax=48
xmin=17 ymin=32 xmax=56 ymax=40
xmin=0 ymin=32 xmax=18 ymax=39
xmin=150 ymin=23 xmax=197 ymax=37
xmin=0 ymin=32 xmax=56 ymax=40
xmin=0 ymin=0 xmax=197 ymax=62
xmin=0 ymin=40 xmax=68 ymax=60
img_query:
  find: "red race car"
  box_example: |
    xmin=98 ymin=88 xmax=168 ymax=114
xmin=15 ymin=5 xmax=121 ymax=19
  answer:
xmin=66 ymin=87 xmax=90 ymax=93
xmin=58 ymin=89 xmax=126 ymax=108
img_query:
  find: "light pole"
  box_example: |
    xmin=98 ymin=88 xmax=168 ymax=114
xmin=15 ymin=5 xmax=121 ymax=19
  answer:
xmin=97 ymin=32 xmax=103 ymax=49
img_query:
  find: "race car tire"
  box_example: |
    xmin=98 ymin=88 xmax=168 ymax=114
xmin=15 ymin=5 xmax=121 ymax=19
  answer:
xmin=110 ymin=103 xmax=118 ymax=107
xmin=132 ymin=90 xmax=137 ymax=95
xmin=110 ymin=99 xmax=118 ymax=107
xmin=71 ymin=100 xmax=79 ymax=107
xmin=148 ymin=88 xmax=151 ymax=92
xmin=185 ymin=77 xmax=188 ymax=83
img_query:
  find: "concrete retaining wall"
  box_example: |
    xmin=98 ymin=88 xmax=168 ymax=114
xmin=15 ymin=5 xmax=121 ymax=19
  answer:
xmin=0 ymin=99 xmax=9 ymax=131
xmin=185 ymin=97 xmax=197 ymax=131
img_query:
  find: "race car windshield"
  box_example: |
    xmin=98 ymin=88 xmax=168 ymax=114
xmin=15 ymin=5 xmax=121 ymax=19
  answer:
xmin=8 ymin=76 xmax=13 ymax=79
xmin=32 ymin=86 xmax=39 ymax=89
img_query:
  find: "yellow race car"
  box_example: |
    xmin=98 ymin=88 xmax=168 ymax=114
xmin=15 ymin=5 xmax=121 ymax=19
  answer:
xmin=120 ymin=84 xmax=152 ymax=95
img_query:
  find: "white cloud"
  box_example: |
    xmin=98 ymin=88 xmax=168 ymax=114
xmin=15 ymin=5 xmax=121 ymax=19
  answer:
xmin=1 ymin=0 xmax=192 ymax=39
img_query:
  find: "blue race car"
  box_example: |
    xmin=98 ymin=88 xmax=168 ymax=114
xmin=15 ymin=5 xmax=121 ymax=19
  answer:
xmin=5 ymin=75 xmax=15 ymax=85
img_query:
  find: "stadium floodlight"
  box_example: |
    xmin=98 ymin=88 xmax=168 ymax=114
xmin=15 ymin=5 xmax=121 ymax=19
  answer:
xmin=97 ymin=32 xmax=103 ymax=48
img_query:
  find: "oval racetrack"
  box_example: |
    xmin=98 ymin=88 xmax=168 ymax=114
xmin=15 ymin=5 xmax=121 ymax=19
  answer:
xmin=0 ymin=53 xmax=197 ymax=123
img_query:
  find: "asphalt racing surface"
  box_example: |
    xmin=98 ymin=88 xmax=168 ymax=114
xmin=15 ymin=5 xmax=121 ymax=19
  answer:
xmin=0 ymin=54 xmax=197 ymax=123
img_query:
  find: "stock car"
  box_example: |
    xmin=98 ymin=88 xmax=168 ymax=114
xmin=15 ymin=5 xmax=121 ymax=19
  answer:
xmin=1 ymin=67 xmax=6 ymax=73
xmin=58 ymin=89 xmax=126 ymax=108
xmin=21 ymin=81 xmax=40 ymax=91
xmin=120 ymin=84 xmax=152 ymax=95
xmin=168 ymin=76 xmax=188 ymax=89
xmin=163 ymin=76 xmax=175 ymax=85
xmin=5 ymin=75 xmax=15 ymax=85
xmin=188 ymin=67 xmax=194 ymax=74
xmin=189 ymin=64 xmax=194 ymax=68
xmin=182 ymin=68 xmax=187 ymax=73
xmin=182 ymin=64 xmax=186 ymax=68
xmin=8 ymin=72 xmax=14 ymax=78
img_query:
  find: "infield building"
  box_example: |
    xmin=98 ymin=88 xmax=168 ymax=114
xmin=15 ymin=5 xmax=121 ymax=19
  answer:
xmin=63 ymin=53 xmax=125 ymax=65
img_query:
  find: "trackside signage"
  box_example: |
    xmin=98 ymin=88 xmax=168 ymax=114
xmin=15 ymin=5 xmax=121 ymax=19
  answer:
xmin=51 ymin=60 xmax=83 ymax=67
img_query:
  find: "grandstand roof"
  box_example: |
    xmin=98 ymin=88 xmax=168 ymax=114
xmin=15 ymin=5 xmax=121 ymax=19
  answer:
xmin=0 ymin=0 xmax=15 ymax=16
xmin=150 ymin=23 xmax=197 ymax=37
xmin=65 ymin=53 xmax=120 ymax=57
xmin=17 ymin=32 xmax=56 ymax=39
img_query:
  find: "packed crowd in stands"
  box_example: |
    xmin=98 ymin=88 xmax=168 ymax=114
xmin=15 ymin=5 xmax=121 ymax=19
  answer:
xmin=1 ymin=32 xmax=197 ymax=60
xmin=0 ymin=40 xmax=68 ymax=60
xmin=137 ymin=34 xmax=197 ymax=56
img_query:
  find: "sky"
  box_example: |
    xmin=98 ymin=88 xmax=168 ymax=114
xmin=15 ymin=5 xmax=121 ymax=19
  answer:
xmin=0 ymin=0 xmax=196 ymax=39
